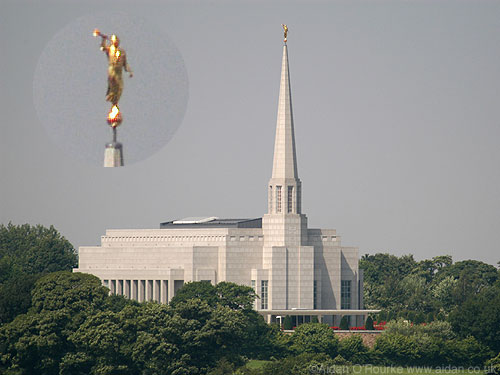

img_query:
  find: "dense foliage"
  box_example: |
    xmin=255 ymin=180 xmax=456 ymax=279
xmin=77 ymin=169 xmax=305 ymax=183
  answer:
xmin=360 ymin=253 xmax=498 ymax=318
xmin=0 ymin=274 xmax=283 ymax=375
xmin=289 ymin=323 xmax=339 ymax=356
xmin=373 ymin=320 xmax=492 ymax=367
xmin=448 ymin=284 xmax=500 ymax=353
xmin=0 ymin=223 xmax=77 ymax=324
xmin=1 ymin=224 xmax=499 ymax=373
xmin=365 ymin=316 xmax=374 ymax=330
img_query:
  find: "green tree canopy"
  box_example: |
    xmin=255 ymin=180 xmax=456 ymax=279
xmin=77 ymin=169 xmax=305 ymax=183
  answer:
xmin=448 ymin=284 xmax=500 ymax=352
xmin=31 ymin=272 xmax=108 ymax=317
xmin=0 ymin=223 xmax=77 ymax=278
xmin=365 ymin=316 xmax=374 ymax=330
xmin=435 ymin=260 xmax=498 ymax=305
xmin=339 ymin=316 xmax=349 ymax=330
xmin=169 ymin=281 xmax=219 ymax=308
xmin=170 ymin=281 xmax=257 ymax=311
xmin=0 ymin=223 xmax=78 ymax=323
xmin=290 ymin=323 xmax=339 ymax=357
xmin=360 ymin=253 xmax=498 ymax=318
xmin=215 ymin=281 xmax=257 ymax=311
xmin=0 ymin=274 xmax=38 ymax=324
xmin=338 ymin=334 xmax=369 ymax=364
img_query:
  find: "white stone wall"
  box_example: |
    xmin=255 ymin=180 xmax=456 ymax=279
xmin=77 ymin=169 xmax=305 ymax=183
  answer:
xmin=75 ymin=225 xmax=361 ymax=313
xmin=223 ymin=229 xmax=263 ymax=287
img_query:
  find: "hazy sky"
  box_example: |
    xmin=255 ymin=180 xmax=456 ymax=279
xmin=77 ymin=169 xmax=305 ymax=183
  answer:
xmin=1 ymin=0 xmax=499 ymax=266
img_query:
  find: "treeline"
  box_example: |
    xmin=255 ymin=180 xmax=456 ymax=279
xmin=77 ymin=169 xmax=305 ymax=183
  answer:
xmin=0 ymin=272 xmax=281 ymax=374
xmin=0 ymin=223 xmax=78 ymax=324
xmin=360 ymin=253 xmax=499 ymax=319
xmin=2 ymin=272 xmax=497 ymax=375
xmin=230 ymin=320 xmax=498 ymax=375
xmin=1 ymin=224 xmax=500 ymax=374
xmin=0 ymin=224 xmax=281 ymax=374
xmin=360 ymin=253 xmax=500 ymax=356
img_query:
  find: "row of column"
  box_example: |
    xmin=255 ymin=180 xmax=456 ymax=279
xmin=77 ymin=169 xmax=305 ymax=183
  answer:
xmin=104 ymin=279 xmax=169 ymax=303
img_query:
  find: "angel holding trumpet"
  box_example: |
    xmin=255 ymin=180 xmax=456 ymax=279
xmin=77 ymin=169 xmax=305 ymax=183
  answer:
xmin=93 ymin=29 xmax=133 ymax=126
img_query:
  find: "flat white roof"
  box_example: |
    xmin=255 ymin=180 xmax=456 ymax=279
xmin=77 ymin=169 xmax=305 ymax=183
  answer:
xmin=173 ymin=216 xmax=219 ymax=224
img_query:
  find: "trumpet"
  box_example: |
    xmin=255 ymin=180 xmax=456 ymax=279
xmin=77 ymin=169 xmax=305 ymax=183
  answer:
xmin=92 ymin=28 xmax=108 ymax=40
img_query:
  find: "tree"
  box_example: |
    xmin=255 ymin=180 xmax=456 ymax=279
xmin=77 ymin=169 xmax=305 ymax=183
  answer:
xmin=486 ymin=352 xmax=500 ymax=375
xmin=0 ymin=224 xmax=78 ymax=324
xmin=0 ymin=272 xmax=110 ymax=375
xmin=435 ymin=260 xmax=498 ymax=305
xmin=169 ymin=281 xmax=257 ymax=311
xmin=283 ymin=315 xmax=293 ymax=330
xmin=262 ymin=353 xmax=338 ymax=375
xmin=215 ymin=282 xmax=257 ymax=311
xmin=31 ymin=272 xmax=108 ymax=317
xmin=0 ymin=274 xmax=38 ymax=324
xmin=413 ymin=256 xmax=453 ymax=283
xmin=290 ymin=323 xmax=339 ymax=357
xmin=373 ymin=333 xmax=418 ymax=366
xmin=66 ymin=308 xmax=139 ymax=375
xmin=0 ymin=223 xmax=77 ymax=277
xmin=448 ymin=285 xmax=500 ymax=352
xmin=431 ymin=275 xmax=458 ymax=313
xmin=365 ymin=316 xmax=374 ymax=330
xmin=169 ymin=280 xmax=218 ymax=308
xmin=0 ymin=310 xmax=74 ymax=375
xmin=338 ymin=334 xmax=369 ymax=364
xmin=399 ymin=274 xmax=433 ymax=312
xmin=339 ymin=316 xmax=349 ymax=330
xmin=239 ymin=310 xmax=285 ymax=359
xmin=360 ymin=253 xmax=418 ymax=312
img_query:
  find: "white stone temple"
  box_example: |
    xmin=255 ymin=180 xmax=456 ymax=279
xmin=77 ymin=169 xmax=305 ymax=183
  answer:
xmin=75 ymin=41 xmax=374 ymax=326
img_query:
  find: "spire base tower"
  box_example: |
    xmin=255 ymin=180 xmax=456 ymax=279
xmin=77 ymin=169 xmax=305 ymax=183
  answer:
xmin=104 ymin=141 xmax=123 ymax=167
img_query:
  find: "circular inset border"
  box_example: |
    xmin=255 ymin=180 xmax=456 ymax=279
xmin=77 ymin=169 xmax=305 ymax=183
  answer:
xmin=34 ymin=12 xmax=189 ymax=166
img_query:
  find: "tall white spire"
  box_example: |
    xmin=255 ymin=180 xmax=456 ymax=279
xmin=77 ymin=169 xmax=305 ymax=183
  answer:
xmin=263 ymin=35 xmax=308 ymax=261
xmin=271 ymin=44 xmax=299 ymax=180
xmin=267 ymin=42 xmax=302 ymax=216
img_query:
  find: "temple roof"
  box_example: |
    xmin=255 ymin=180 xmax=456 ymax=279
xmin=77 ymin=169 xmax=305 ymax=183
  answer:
xmin=160 ymin=218 xmax=262 ymax=229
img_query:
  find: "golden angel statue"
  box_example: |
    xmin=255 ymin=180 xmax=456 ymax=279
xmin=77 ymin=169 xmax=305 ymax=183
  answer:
xmin=93 ymin=29 xmax=133 ymax=126
xmin=282 ymin=24 xmax=288 ymax=43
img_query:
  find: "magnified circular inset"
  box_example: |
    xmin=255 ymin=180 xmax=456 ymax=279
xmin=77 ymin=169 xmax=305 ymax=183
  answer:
xmin=34 ymin=13 xmax=189 ymax=166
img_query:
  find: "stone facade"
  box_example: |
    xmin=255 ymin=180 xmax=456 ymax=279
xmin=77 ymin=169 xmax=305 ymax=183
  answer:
xmin=75 ymin=42 xmax=365 ymax=325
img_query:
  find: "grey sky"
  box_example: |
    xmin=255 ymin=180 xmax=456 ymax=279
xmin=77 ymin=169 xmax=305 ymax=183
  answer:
xmin=1 ymin=0 xmax=499 ymax=266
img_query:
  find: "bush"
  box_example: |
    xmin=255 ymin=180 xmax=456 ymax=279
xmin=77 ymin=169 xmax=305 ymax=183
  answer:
xmin=373 ymin=333 xmax=417 ymax=366
xmin=262 ymin=353 xmax=350 ymax=375
xmin=414 ymin=312 xmax=426 ymax=324
xmin=386 ymin=310 xmax=396 ymax=321
xmin=377 ymin=310 xmax=387 ymax=322
xmin=311 ymin=316 xmax=319 ymax=323
xmin=208 ymin=358 xmax=236 ymax=375
xmin=486 ymin=352 xmax=500 ymax=374
xmin=338 ymin=335 xmax=369 ymax=364
xmin=365 ymin=316 xmax=374 ymax=330
xmin=340 ymin=316 xmax=349 ymax=330
xmin=426 ymin=311 xmax=434 ymax=323
xmin=290 ymin=323 xmax=339 ymax=357
xmin=373 ymin=330 xmax=491 ymax=367
xmin=283 ymin=315 xmax=293 ymax=330
xmin=407 ymin=311 xmax=416 ymax=323
xmin=448 ymin=285 xmax=500 ymax=352
xmin=383 ymin=318 xmax=455 ymax=340
xmin=443 ymin=336 xmax=492 ymax=367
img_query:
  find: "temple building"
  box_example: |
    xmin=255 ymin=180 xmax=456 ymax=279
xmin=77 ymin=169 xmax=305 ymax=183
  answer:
xmin=75 ymin=40 xmax=374 ymax=326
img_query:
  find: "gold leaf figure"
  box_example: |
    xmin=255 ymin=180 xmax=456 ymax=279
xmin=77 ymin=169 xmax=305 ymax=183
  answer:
xmin=94 ymin=30 xmax=133 ymax=106
xmin=282 ymin=24 xmax=288 ymax=43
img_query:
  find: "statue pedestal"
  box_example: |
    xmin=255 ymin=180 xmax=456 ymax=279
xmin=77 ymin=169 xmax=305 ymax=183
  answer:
xmin=104 ymin=142 xmax=123 ymax=167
